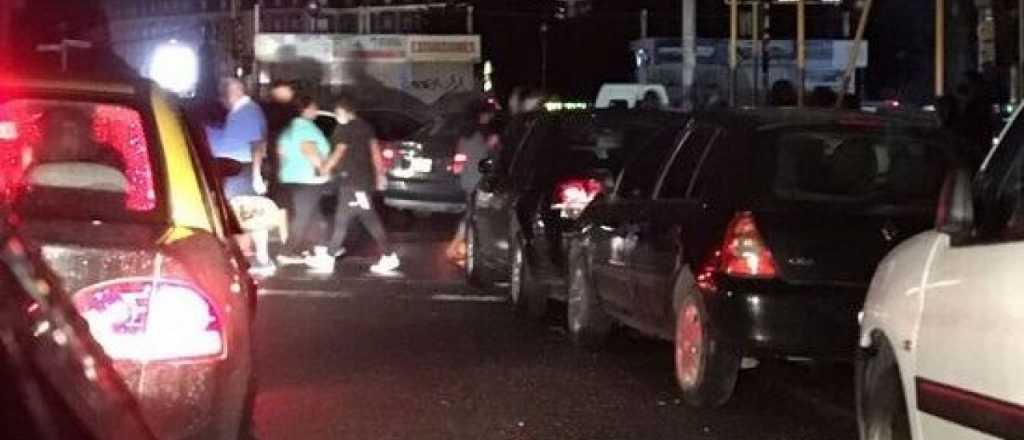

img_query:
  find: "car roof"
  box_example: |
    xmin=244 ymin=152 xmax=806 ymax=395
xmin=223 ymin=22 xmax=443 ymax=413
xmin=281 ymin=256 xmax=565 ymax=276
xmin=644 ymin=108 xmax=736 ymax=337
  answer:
xmin=0 ymin=76 xmax=151 ymax=99
xmin=696 ymin=106 xmax=939 ymax=132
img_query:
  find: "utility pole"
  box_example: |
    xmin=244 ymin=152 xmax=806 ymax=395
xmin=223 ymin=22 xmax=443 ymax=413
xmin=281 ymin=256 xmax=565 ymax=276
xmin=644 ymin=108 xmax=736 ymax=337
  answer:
xmin=836 ymin=0 xmax=873 ymax=108
xmin=729 ymin=0 xmax=739 ymax=106
xmin=682 ymin=0 xmax=696 ymax=110
xmin=796 ymin=0 xmax=806 ymax=107
xmin=752 ymin=1 xmax=761 ymax=105
xmin=935 ymin=0 xmax=945 ymax=97
xmin=641 ymin=8 xmax=649 ymax=39
xmin=541 ymin=22 xmax=549 ymax=91
xmin=467 ymin=5 xmax=474 ymax=33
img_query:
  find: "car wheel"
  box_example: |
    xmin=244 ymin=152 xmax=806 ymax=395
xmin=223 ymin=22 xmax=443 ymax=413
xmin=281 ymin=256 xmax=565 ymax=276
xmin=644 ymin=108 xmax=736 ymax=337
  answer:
xmin=566 ymin=241 xmax=612 ymax=349
xmin=857 ymin=337 xmax=912 ymax=440
xmin=674 ymin=288 xmax=740 ymax=408
xmin=509 ymin=234 xmax=547 ymax=319
xmin=465 ymin=222 xmax=496 ymax=287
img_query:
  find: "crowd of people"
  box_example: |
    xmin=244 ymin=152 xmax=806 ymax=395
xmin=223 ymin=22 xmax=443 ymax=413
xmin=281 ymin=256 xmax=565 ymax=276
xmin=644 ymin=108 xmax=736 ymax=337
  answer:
xmin=205 ymin=78 xmax=400 ymax=276
xmin=205 ymin=78 xmax=512 ymax=276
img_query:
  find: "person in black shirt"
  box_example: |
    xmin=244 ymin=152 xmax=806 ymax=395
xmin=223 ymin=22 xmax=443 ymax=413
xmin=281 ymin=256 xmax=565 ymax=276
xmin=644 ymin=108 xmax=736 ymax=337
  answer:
xmin=308 ymin=96 xmax=398 ymax=274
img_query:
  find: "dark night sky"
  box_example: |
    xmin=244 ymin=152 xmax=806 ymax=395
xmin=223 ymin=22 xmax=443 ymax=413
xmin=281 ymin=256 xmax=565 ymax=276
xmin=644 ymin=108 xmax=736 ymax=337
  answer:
xmin=471 ymin=0 xmax=940 ymax=102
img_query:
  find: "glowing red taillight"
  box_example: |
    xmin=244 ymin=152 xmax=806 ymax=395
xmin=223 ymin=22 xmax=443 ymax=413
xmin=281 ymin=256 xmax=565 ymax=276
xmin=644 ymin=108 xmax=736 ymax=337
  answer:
xmin=451 ymin=152 xmax=468 ymax=175
xmin=381 ymin=147 xmax=397 ymax=170
xmin=73 ymin=278 xmax=224 ymax=362
xmin=696 ymin=213 xmax=778 ymax=292
xmin=719 ymin=211 xmax=778 ymax=278
xmin=555 ymin=178 xmax=602 ymax=206
xmin=552 ymin=178 xmax=603 ymax=219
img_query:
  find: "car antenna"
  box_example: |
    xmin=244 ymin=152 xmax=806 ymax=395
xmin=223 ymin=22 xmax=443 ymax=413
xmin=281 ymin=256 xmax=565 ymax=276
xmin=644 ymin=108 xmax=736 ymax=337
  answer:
xmin=36 ymin=39 xmax=93 ymax=73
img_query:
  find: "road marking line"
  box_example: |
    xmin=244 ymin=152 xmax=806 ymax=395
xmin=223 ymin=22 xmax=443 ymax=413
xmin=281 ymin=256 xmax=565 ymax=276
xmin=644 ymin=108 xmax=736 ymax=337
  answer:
xmin=259 ymin=289 xmax=354 ymax=299
xmin=427 ymin=294 xmax=508 ymax=303
xmin=259 ymin=289 xmax=507 ymax=304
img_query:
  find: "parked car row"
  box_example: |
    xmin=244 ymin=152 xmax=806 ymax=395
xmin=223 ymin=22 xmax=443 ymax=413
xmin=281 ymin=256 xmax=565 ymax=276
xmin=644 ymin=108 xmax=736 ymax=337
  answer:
xmin=0 ymin=72 xmax=257 ymax=439
xmin=469 ymin=104 xmax=1024 ymax=439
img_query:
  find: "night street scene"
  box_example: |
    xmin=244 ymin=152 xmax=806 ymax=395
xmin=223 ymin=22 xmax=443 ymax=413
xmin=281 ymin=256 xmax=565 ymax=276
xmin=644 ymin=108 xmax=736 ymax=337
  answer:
xmin=3 ymin=0 xmax=1024 ymax=439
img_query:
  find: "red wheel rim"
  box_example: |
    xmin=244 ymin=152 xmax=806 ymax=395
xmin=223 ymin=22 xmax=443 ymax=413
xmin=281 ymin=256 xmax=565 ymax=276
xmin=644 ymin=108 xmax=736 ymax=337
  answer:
xmin=675 ymin=302 xmax=703 ymax=389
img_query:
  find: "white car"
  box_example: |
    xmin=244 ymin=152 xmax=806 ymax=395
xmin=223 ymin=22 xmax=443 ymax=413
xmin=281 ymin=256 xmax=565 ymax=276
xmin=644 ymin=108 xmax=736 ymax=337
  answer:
xmin=857 ymin=111 xmax=1024 ymax=439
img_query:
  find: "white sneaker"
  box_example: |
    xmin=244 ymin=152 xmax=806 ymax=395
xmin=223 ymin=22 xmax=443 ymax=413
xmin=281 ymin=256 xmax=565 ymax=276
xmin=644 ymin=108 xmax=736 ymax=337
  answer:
xmin=249 ymin=262 xmax=277 ymax=278
xmin=369 ymin=253 xmax=400 ymax=274
xmin=276 ymin=254 xmax=306 ymax=265
xmin=304 ymin=254 xmax=336 ymax=274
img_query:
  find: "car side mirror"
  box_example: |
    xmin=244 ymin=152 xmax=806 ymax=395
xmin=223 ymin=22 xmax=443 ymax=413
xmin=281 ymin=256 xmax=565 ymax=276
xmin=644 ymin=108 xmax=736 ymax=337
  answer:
xmin=936 ymin=168 xmax=974 ymax=237
xmin=478 ymin=157 xmax=495 ymax=174
xmin=216 ymin=157 xmax=244 ymax=178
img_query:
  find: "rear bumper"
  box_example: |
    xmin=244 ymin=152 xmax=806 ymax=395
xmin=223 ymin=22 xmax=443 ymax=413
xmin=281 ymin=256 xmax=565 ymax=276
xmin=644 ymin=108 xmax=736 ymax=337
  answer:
xmin=114 ymin=346 xmax=251 ymax=440
xmin=383 ymin=179 xmax=466 ymax=213
xmin=703 ymin=279 xmax=864 ymax=359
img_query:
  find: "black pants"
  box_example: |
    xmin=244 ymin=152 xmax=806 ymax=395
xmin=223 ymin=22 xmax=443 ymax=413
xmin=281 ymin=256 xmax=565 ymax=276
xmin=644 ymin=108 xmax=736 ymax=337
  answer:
xmin=327 ymin=186 xmax=391 ymax=255
xmin=281 ymin=183 xmax=328 ymax=255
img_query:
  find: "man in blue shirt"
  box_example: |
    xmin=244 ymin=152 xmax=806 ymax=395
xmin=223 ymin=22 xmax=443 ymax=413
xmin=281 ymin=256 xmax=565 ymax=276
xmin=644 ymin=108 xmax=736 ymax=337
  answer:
xmin=206 ymin=77 xmax=268 ymax=198
xmin=206 ymin=77 xmax=272 ymax=275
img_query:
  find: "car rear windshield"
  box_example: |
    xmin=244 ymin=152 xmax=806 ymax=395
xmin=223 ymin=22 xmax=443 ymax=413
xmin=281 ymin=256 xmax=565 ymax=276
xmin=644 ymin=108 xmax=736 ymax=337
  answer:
xmin=0 ymin=98 xmax=162 ymax=223
xmin=768 ymin=126 xmax=949 ymax=206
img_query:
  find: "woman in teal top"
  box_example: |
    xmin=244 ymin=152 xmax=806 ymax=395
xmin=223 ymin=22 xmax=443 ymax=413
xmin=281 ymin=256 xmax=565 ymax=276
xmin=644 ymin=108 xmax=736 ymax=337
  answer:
xmin=276 ymin=97 xmax=332 ymax=262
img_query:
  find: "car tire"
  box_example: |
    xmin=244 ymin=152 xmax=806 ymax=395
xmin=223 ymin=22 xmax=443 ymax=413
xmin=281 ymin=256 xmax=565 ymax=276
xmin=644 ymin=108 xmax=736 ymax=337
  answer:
xmin=465 ymin=221 xmax=497 ymax=287
xmin=856 ymin=337 xmax=912 ymax=440
xmin=566 ymin=240 xmax=612 ymax=349
xmin=674 ymin=286 xmax=740 ymax=408
xmin=509 ymin=234 xmax=548 ymax=319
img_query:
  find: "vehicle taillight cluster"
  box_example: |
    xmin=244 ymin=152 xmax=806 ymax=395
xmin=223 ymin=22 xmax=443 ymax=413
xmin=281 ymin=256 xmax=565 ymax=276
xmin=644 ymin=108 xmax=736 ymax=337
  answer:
xmin=73 ymin=277 xmax=224 ymax=362
xmin=381 ymin=146 xmax=397 ymax=170
xmin=450 ymin=153 xmax=468 ymax=175
xmin=697 ymin=211 xmax=779 ymax=292
xmin=552 ymin=178 xmax=603 ymax=219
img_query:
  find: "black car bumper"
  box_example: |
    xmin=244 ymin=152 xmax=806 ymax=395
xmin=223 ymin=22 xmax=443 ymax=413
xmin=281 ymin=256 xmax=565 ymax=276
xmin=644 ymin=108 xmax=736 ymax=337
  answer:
xmin=703 ymin=279 xmax=864 ymax=359
xmin=383 ymin=180 xmax=466 ymax=213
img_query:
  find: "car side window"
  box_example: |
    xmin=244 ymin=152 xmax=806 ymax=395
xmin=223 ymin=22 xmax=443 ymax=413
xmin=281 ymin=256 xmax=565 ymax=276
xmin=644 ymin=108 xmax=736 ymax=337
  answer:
xmin=657 ymin=124 xmax=719 ymax=200
xmin=615 ymin=128 xmax=681 ymax=200
xmin=973 ymin=109 xmax=1024 ymax=242
xmin=688 ymin=129 xmax=733 ymax=202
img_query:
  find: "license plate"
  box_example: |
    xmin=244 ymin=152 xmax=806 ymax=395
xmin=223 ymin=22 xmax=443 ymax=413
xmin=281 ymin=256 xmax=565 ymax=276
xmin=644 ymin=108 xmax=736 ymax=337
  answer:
xmin=411 ymin=158 xmax=432 ymax=173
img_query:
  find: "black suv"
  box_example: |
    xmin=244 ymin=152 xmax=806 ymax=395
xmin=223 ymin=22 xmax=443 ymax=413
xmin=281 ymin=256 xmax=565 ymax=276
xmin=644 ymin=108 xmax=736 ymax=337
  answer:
xmin=566 ymin=108 xmax=960 ymax=407
xmin=466 ymin=108 xmax=682 ymax=317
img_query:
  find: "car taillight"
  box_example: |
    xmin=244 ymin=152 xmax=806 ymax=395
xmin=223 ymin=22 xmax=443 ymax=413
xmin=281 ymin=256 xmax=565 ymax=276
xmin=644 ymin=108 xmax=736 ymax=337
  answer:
xmin=698 ymin=212 xmax=778 ymax=292
xmin=381 ymin=147 xmax=397 ymax=170
xmin=719 ymin=211 xmax=778 ymax=278
xmin=73 ymin=278 xmax=224 ymax=362
xmin=552 ymin=178 xmax=603 ymax=219
xmin=451 ymin=153 xmax=468 ymax=175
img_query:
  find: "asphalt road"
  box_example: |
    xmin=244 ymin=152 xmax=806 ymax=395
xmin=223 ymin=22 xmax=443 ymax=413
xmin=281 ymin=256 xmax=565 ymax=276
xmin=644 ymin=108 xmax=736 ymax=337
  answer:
xmin=251 ymin=218 xmax=858 ymax=440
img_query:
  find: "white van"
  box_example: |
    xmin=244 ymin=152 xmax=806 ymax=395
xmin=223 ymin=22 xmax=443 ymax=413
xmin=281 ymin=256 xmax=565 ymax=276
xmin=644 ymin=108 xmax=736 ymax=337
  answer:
xmin=594 ymin=83 xmax=669 ymax=109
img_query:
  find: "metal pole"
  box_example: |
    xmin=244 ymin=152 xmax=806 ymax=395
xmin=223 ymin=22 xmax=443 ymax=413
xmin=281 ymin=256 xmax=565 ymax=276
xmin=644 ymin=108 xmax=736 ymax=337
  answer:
xmin=935 ymin=0 xmax=945 ymax=97
xmin=752 ymin=1 xmax=760 ymax=106
xmin=467 ymin=5 xmax=474 ymax=34
xmin=729 ymin=0 xmax=739 ymax=107
xmin=541 ymin=22 xmax=548 ymax=91
xmin=641 ymin=8 xmax=649 ymax=39
xmin=1018 ymin=0 xmax=1023 ymax=102
xmin=682 ymin=0 xmax=696 ymax=110
xmin=253 ymin=1 xmax=261 ymax=94
xmin=796 ymin=0 xmax=806 ymax=107
xmin=836 ymin=0 xmax=873 ymax=108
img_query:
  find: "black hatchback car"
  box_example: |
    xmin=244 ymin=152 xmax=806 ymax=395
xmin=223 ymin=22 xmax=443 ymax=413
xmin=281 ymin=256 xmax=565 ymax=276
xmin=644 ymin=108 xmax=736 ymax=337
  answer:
xmin=566 ymin=108 xmax=958 ymax=407
xmin=467 ymin=109 xmax=682 ymax=317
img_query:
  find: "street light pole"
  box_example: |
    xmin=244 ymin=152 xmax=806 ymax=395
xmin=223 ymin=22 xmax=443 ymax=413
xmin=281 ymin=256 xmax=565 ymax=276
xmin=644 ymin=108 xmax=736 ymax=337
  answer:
xmin=796 ymin=0 xmax=806 ymax=107
xmin=729 ymin=0 xmax=738 ymax=107
xmin=541 ymin=22 xmax=549 ymax=91
xmin=935 ymin=0 xmax=945 ymax=97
